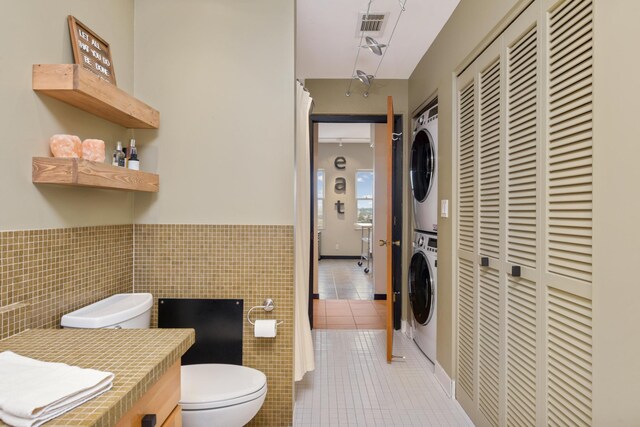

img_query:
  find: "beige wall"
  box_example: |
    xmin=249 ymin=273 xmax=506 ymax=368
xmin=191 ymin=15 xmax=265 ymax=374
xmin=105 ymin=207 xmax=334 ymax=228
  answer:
xmin=0 ymin=0 xmax=135 ymax=231
xmin=305 ymin=79 xmax=410 ymax=318
xmin=408 ymin=0 xmax=521 ymax=377
xmin=306 ymin=79 xmax=409 ymax=119
xmin=133 ymin=0 xmax=294 ymax=225
xmin=592 ymin=1 xmax=640 ymax=423
xmin=317 ymin=143 xmax=373 ymax=257
xmin=132 ymin=2 xmax=295 ymax=425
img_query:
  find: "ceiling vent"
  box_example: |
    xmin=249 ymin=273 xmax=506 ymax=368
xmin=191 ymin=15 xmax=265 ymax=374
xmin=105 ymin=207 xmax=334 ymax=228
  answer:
xmin=356 ymin=12 xmax=389 ymax=37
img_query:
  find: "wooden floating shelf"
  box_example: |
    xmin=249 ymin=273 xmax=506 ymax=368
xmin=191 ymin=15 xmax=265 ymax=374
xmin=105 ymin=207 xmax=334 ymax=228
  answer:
xmin=32 ymin=64 xmax=160 ymax=129
xmin=32 ymin=157 xmax=159 ymax=193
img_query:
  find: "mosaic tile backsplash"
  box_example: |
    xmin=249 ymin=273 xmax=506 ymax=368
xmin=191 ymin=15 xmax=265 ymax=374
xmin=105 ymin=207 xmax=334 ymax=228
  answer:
xmin=134 ymin=224 xmax=295 ymax=427
xmin=0 ymin=225 xmax=133 ymax=339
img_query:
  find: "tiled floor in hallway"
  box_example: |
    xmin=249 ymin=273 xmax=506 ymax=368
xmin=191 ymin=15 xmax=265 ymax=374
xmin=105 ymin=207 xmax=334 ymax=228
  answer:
xmin=294 ymin=330 xmax=473 ymax=427
xmin=313 ymin=299 xmax=386 ymax=329
xmin=318 ymin=259 xmax=374 ymax=300
xmin=316 ymin=259 xmax=386 ymax=329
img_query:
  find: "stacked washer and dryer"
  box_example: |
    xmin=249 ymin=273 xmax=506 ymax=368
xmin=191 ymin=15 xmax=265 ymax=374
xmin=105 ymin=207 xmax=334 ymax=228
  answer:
xmin=409 ymin=104 xmax=438 ymax=364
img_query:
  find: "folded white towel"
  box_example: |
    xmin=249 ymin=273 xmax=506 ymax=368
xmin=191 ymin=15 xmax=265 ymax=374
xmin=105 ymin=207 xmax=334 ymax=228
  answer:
xmin=0 ymin=382 xmax=111 ymax=427
xmin=0 ymin=351 xmax=114 ymax=427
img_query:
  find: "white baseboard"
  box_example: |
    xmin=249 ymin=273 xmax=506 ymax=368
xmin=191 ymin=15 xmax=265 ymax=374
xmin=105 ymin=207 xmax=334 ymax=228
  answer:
xmin=435 ymin=361 xmax=455 ymax=398
xmin=432 ymin=365 xmax=474 ymax=425
xmin=401 ymin=320 xmax=413 ymax=339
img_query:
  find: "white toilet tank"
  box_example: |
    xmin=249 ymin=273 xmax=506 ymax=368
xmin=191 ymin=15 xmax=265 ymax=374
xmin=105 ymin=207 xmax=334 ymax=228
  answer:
xmin=61 ymin=293 xmax=153 ymax=329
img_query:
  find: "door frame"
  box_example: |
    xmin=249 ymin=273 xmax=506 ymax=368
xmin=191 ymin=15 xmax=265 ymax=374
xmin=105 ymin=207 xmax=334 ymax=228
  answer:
xmin=308 ymin=114 xmax=403 ymax=330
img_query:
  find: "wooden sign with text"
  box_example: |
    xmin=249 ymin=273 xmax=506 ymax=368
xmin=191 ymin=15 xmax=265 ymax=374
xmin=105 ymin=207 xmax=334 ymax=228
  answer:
xmin=68 ymin=16 xmax=116 ymax=85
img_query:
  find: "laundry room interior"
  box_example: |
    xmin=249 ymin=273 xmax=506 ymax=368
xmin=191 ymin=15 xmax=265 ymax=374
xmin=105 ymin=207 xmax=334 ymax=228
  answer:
xmin=0 ymin=0 xmax=639 ymax=426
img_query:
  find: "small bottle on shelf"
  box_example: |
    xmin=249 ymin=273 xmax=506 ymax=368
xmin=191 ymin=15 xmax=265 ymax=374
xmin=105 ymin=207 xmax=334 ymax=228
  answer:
xmin=111 ymin=143 xmax=119 ymax=166
xmin=112 ymin=142 xmax=125 ymax=167
xmin=127 ymin=139 xmax=140 ymax=171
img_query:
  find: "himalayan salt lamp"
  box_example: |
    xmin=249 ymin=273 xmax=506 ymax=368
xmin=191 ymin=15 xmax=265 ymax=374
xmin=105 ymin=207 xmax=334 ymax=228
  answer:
xmin=82 ymin=139 xmax=106 ymax=162
xmin=49 ymin=134 xmax=82 ymax=158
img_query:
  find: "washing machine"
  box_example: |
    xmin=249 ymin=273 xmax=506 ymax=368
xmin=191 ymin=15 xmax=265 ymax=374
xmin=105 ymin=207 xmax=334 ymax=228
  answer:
xmin=410 ymin=105 xmax=438 ymax=234
xmin=409 ymin=232 xmax=437 ymax=363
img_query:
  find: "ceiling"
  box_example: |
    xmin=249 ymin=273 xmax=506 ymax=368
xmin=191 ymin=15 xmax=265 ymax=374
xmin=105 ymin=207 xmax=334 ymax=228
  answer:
xmin=296 ymin=0 xmax=460 ymax=80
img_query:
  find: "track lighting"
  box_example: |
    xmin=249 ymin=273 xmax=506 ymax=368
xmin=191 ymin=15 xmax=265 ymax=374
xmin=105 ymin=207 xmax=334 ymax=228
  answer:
xmin=356 ymin=70 xmax=373 ymax=86
xmin=363 ymin=36 xmax=386 ymax=56
xmin=345 ymin=0 xmax=408 ymax=98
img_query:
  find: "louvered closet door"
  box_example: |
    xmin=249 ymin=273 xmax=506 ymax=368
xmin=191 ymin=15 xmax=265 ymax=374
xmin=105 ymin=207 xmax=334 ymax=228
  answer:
xmin=456 ymin=36 xmax=507 ymax=427
xmin=545 ymin=0 xmax=593 ymax=425
xmin=455 ymin=63 xmax=477 ymax=412
xmin=476 ymin=40 xmax=504 ymax=427
xmin=454 ymin=0 xmax=596 ymax=426
xmin=503 ymin=4 xmax=541 ymax=426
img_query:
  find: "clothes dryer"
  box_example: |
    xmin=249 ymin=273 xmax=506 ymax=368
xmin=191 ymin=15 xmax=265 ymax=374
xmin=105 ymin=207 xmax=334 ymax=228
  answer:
xmin=410 ymin=105 xmax=438 ymax=234
xmin=409 ymin=232 xmax=437 ymax=363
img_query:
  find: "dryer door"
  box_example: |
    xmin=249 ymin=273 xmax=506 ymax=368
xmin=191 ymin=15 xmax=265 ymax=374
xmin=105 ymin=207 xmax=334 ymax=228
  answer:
xmin=408 ymin=251 xmax=435 ymax=325
xmin=410 ymin=129 xmax=435 ymax=203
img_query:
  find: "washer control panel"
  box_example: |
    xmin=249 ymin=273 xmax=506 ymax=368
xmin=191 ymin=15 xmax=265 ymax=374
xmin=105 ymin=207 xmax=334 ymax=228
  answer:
xmin=426 ymin=237 xmax=437 ymax=254
xmin=414 ymin=234 xmax=437 ymax=254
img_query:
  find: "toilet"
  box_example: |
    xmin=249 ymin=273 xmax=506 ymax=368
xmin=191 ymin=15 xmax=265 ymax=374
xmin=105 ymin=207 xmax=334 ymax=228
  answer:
xmin=61 ymin=293 xmax=267 ymax=427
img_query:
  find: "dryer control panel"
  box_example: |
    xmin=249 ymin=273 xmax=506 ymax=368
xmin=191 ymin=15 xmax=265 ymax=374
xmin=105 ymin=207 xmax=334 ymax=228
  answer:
xmin=413 ymin=105 xmax=439 ymax=132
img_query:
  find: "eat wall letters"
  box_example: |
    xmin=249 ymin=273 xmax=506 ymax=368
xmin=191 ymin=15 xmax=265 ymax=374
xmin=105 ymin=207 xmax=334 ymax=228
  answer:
xmin=334 ymin=157 xmax=346 ymax=213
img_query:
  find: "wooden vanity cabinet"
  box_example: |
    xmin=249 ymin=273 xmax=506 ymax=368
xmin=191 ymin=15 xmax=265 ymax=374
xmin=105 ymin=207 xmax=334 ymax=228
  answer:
xmin=116 ymin=361 xmax=182 ymax=427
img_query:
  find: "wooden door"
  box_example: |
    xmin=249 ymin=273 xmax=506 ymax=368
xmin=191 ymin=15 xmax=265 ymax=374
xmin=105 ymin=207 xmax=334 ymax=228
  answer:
xmin=385 ymin=96 xmax=394 ymax=363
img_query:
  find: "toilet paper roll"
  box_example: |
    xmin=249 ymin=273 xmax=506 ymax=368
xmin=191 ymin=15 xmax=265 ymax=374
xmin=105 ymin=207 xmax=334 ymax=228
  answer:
xmin=254 ymin=319 xmax=277 ymax=338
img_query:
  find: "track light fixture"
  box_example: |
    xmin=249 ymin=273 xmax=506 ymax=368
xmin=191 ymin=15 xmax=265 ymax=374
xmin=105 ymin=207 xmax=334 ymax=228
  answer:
xmin=345 ymin=0 xmax=408 ymax=98
xmin=356 ymin=70 xmax=373 ymax=86
xmin=363 ymin=36 xmax=386 ymax=56
xmin=347 ymin=70 xmax=373 ymax=97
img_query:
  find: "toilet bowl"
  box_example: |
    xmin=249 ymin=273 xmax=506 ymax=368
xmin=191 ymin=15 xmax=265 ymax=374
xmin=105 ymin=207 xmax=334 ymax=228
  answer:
xmin=61 ymin=293 xmax=267 ymax=427
xmin=181 ymin=364 xmax=267 ymax=427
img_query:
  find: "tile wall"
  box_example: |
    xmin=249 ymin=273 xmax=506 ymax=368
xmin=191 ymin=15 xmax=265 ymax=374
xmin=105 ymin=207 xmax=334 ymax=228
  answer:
xmin=0 ymin=225 xmax=133 ymax=340
xmin=134 ymin=224 xmax=294 ymax=427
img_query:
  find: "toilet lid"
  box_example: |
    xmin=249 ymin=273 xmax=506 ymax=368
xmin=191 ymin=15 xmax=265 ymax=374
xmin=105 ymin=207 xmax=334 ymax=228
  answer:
xmin=180 ymin=364 xmax=267 ymax=410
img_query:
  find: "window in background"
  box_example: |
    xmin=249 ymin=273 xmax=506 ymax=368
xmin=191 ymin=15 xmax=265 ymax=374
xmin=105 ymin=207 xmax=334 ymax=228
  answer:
xmin=317 ymin=169 xmax=325 ymax=229
xmin=356 ymin=170 xmax=374 ymax=223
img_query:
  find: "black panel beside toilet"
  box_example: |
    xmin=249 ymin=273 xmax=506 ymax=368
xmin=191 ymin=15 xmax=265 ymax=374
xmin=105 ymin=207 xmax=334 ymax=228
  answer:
xmin=158 ymin=298 xmax=243 ymax=366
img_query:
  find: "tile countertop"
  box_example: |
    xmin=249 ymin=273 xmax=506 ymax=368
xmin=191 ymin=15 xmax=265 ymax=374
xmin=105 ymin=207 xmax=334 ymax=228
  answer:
xmin=0 ymin=328 xmax=195 ymax=427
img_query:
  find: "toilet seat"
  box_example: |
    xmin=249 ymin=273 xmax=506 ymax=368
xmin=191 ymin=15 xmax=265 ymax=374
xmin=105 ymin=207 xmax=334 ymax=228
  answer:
xmin=180 ymin=364 xmax=267 ymax=411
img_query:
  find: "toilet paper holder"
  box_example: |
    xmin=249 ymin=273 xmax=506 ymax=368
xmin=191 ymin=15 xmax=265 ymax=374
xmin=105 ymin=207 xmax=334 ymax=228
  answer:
xmin=247 ymin=298 xmax=284 ymax=326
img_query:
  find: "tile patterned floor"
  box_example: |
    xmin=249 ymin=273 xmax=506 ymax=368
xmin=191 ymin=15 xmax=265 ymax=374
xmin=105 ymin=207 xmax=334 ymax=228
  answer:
xmin=319 ymin=259 xmax=374 ymax=300
xmin=315 ymin=259 xmax=385 ymax=330
xmin=294 ymin=330 xmax=474 ymax=427
xmin=313 ymin=299 xmax=387 ymax=330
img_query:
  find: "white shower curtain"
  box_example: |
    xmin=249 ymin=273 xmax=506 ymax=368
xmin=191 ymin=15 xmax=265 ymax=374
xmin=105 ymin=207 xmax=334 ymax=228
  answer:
xmin=294 ymin=80 xmax=315 ymax=381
